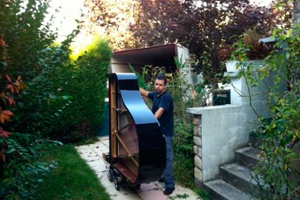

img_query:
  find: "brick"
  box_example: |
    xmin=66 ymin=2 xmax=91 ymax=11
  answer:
xmin=194 ymin=155 xmax=202 ymax=169
xmin=193 ymin=126 xmax=200 ymax=136
xmin=193 ymin=145 xmax=198 ymax=154
xmin=193 ymin=118 xmax=199 ymax=125
xmin=193 ymin=136 xmax=202 ymax=146
xmin=198 ymin=147 xmax=202 ymax=157
xmin=194 ymin=167 xmax=203 ymax=182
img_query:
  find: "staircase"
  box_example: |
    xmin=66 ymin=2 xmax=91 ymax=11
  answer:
xmin=203 ymin=146 xmax=261 ymax=200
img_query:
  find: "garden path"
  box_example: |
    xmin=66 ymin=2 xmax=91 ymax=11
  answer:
xmin=76 ymin=136 xmax=201 ymax=200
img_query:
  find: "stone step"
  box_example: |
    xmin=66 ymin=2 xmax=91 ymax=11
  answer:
xmin=249 ymin=132 xmax=262 ymax=148
xmin=235 ymin=147 xmax=261 ymax=170
xmin=203 ymin=179 xmax=255 ymax=200
xmin=220 ymin=163 xmax=259 ymax=197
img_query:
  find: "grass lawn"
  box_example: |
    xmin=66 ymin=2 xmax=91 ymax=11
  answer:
xmin=32 ymin=144 xmax=111 ymax=200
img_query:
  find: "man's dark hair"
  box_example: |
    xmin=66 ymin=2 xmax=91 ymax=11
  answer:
xmin=156 ymin=74 xmax=167 ymax=85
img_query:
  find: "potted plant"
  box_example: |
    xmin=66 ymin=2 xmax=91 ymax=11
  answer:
xmin=219 ymin=29 xmax=274 ymax=72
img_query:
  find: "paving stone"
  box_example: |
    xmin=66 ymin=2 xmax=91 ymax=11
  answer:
xmin=137 ymin=189 xmax=167 ymax=200
xmin=155 ymin=181 xmax=165 ymax=190
xmin=137 ymin=183 xmax=159 ymax=193
xmin=75 ymin=146 xmax=92 ymax=151
xmin=170 ymin=184 xmax=200 ymax=199
xmin=91 ymin=144 xmax=110 ymax=153
xmin=88 ymin=160 xmax=107 ymax=172
xmin=89 ymin=143 xmax=108 ymax=152
xmin=76 ymin=136 xmax=201 ymax=200
xmin=110 ymin=192 xmax=141 ymax=200
xmin=98 ymin=136 xmax=110 ymax=146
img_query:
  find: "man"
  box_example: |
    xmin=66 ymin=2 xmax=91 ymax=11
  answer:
xmin=140 ymin=74 xmax=175 ymax=196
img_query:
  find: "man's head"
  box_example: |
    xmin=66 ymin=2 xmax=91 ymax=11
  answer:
xmin=154 ymin=74 xmax=167 ymax=95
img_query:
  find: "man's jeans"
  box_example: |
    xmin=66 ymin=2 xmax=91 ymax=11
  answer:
xmin=163 ymin=136 xmax=175 ymax=189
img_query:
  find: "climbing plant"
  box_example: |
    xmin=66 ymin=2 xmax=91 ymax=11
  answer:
xmin=233 ymin=24 xmax=300 ymax=199
xmin=0 ymin=34 xmax=55 ymax=200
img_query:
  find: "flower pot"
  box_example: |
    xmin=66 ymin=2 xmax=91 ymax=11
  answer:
xmin=225 ymin=60 xmax=239 ymax=72
xmin=226 ymin=60 xmax=264 ymax=72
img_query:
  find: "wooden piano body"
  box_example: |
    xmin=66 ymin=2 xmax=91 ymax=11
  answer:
xmin=105 ymin=73 xmax=166 ymax=190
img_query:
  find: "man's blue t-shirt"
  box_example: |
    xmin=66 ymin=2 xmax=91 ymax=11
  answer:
xmin=148 ymin=91 xmax=174 ymax=137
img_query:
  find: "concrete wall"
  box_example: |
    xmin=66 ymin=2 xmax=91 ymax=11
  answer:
xmin=187 ymin=67 xmax=286 ymax=186
xmin=188 ymin=104 xmax=260 ymax=184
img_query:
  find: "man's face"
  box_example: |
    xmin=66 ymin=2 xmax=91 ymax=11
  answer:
xmin=154 ymin=79 xmax=166 ymax=95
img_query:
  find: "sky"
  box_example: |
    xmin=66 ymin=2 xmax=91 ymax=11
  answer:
xmin=47 ymin=0 xmax=87 ymax=41
xmin=47 ymin=0 xmax=274 ymax=42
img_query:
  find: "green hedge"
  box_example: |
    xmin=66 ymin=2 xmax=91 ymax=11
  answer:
xmin=63 ymin=37 xmax=112 ymax=138
xmin=20 ymin=37 xmax=112 ymax=141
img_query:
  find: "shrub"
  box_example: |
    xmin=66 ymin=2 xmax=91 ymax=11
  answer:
xmin=0 ymin=35 xmax=58 ymax=200
xmin=0 ymin=0 xmax=81 ymax=139
xmin=0 ymin=1 xmax=112 ymax=199
xmin=18 ymin=37 xmax=111 ymax=141
xmin=0 ymin=0 xmax=57 ymax=81
xmin=14 ymin=41 xmax=76 ymax=138
xmin=168 ymin=68 xmax=204 ymax=188
xmin=0 ymin=133 xmax=61 ymax=200
xmin=232 ymin=24 xmax=300 ymax=199
xmin=131 ymin=62 xmax=205 ymax=188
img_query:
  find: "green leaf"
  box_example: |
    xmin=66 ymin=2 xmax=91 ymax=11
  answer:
xmin=6 ymin=147 xmax=16 ymax=154
xmin=50 ymin=94 xmax=57 ymax=99
xmin=0 ymin=61 xmax=7 ymax=67
xmin=62 ymin=95 xmax=73 ymax=100
xmin=285 ymin=52 xmax=290 ymax=59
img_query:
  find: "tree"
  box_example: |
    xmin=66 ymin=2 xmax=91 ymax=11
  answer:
xmin=83 ymin=0 xmax=141 ymax=50
xmin=84 ymin=0 xmax=291 ymax=87
xmin=132 ymin=0 xmax=291 ymax=87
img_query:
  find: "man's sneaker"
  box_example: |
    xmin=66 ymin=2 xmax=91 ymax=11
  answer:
xmin=158 ymin=177 xmax=164 ymax=183
xmin=163 ymin=187 xmax=175 ymax=195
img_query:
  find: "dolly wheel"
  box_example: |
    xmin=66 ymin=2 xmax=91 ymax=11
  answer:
xmin=121 ymin=179 xmax=127 ymax=188
xmin=134 ymin=184 xmax=141 ymax=190
xmin=114 ymin=177 xmax=120 ymax=191
xmin=108 ymin=169 xmax=113 ymax=182
xmin=128 ymin=182 xmax=141 ymax=190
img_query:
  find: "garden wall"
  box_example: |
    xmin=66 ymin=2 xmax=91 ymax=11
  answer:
xmin=187 ymin=70 xmax=286 ymax=186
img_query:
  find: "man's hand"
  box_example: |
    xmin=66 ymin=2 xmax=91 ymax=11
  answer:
xmin=154 ymin=108 xmax=164 ymax=119
xmin=139 ymin=88 xmax=148 ymax=97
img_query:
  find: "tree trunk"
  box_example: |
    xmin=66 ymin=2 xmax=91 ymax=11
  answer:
xmin=293 ymin=0 xmax=300 ymax=24
xmin=292 ymin=0 xmax=300 ymax=87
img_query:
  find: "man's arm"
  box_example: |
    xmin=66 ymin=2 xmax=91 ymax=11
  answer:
xmin=139 ymin=88 xmax=149 ymax=97
xmin=154 ymin=107 xmax=164 ymax=119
